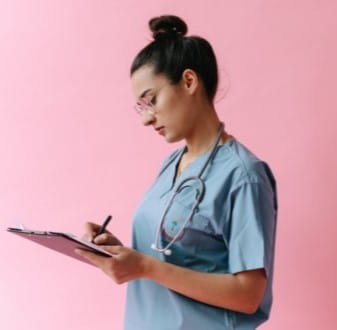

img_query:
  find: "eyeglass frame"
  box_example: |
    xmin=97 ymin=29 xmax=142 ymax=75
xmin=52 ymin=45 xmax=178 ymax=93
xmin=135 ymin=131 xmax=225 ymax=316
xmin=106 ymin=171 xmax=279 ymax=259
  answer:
xmin=134 ymin=83 xmax=170 ymax=116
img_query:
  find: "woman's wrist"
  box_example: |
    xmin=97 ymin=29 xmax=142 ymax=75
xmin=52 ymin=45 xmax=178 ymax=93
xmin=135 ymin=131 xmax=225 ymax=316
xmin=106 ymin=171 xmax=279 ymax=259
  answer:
xmin=141 ymin=254 xmax=160 ymax=279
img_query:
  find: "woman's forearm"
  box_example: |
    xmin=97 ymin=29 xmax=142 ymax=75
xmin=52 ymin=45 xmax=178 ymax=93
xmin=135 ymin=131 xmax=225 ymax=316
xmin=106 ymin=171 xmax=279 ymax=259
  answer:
xmin=143 ymin=255 xmax=266 ymax=314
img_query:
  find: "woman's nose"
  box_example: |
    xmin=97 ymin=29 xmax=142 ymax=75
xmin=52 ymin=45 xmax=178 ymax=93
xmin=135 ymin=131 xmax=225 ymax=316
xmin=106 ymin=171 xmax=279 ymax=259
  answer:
xmin=142 ymin=111 xmax=156 ymax=126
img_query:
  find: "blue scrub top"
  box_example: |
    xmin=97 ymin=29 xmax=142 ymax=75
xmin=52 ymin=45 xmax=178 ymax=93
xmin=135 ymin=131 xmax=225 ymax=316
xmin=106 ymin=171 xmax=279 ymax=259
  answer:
xmin=124 ymin=136 xmax=278 ymax=330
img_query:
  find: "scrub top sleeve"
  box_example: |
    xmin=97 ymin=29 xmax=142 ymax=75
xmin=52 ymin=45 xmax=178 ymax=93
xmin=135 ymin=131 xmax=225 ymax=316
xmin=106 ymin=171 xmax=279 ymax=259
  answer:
xmin=227 ymin=181 xmax=277 ymax=278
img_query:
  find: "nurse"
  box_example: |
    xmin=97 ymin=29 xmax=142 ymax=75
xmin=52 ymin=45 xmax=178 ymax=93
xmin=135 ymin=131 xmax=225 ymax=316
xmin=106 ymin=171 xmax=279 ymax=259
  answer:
xmin=76 ymin=15 xmax=278 ymax=330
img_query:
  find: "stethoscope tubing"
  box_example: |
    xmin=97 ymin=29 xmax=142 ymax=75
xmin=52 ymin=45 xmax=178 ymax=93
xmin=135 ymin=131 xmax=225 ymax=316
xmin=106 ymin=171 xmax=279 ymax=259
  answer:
xmin=151 ymin=122 xmax=225 ymax=255
xmin=151 ymin=176 xmax=205 ymax=255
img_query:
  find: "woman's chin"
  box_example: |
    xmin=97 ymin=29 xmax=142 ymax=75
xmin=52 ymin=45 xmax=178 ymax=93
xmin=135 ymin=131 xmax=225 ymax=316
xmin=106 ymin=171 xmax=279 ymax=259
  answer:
xmin=164 ymin=134 xmax=184 ymax=144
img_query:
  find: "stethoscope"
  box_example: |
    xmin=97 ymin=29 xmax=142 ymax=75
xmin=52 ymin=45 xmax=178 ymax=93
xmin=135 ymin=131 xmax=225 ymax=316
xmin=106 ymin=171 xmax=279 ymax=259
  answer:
xmin=151 ymin=122 xmax=225 ymax=256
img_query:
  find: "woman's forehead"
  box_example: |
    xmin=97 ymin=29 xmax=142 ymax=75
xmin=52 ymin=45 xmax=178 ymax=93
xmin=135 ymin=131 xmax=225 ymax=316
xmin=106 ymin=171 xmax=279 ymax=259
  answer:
xmin=131 ymin=66 xmax=167 ymax=98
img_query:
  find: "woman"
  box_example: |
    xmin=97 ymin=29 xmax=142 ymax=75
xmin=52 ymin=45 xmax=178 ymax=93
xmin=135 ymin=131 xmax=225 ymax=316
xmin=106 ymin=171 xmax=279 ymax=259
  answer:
xmin=76 ymin=15 xmax=278 ymax=330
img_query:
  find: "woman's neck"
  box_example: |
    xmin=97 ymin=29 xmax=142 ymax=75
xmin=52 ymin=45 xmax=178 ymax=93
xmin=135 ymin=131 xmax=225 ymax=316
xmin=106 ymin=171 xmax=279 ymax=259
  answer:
xmin=184 ymin=110 xmax=228 ymax=158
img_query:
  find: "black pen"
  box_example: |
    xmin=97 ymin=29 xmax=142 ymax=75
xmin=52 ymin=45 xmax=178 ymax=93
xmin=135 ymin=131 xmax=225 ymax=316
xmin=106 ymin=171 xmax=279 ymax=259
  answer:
xmin=92 ymin=215 xmax=112 ymax=243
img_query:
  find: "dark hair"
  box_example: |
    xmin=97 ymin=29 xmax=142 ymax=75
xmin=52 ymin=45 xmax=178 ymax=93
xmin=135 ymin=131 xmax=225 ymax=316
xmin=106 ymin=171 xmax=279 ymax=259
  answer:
xmin=130 ymin=15 xmax=219 ymax=102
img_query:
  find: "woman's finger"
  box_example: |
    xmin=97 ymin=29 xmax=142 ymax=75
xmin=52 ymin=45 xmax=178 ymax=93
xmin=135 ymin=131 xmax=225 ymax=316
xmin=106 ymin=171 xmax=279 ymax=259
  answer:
xmin=93 ymin=233 xmax=123 ymax=246
xmin=93 ymin=233 xmax=110 ymax=245
xmin=83 ymin=221 xmax=106 ymax=241
xmin=85 ymin=221 xmax=100 ymax=232
xmin=85 ymin=221 xmax=112 ymax=234
xmin=81 ymin=222 xmax=97 ymax=241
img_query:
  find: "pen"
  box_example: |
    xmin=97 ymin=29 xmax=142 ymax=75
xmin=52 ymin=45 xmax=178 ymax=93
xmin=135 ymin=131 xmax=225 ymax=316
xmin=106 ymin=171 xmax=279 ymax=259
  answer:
xmin=92 ymin=215 xmax=112 ymax=243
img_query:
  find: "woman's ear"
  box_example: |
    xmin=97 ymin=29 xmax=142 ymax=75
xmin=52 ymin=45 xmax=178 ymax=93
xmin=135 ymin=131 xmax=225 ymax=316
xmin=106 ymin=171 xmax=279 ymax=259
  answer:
xmin=181 ymin=69 xmax=199 ymax=94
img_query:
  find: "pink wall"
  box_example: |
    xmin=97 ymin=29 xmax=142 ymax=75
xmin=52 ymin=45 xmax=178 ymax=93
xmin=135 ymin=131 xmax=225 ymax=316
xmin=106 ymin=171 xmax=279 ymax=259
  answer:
xmin=1 ymin=1 xmax=337 ymax=329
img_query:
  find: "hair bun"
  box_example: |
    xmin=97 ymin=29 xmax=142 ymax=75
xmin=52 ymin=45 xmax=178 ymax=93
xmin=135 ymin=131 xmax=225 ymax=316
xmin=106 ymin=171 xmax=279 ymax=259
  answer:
xmin=149 ymin=15 xmax=188 ymax=40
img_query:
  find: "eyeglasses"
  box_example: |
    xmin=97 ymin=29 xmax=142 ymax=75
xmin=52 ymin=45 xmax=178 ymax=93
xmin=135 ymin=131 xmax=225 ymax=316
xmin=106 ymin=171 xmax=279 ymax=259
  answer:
xmin=134 ymin=97 xmax=156 ymax=116
xmin=134 ymin=83 xmax=169 ymax=116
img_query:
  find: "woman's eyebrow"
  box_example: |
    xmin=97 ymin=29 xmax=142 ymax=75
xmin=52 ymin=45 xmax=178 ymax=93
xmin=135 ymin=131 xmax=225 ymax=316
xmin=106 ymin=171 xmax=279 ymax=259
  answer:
xmin=138 ymin=88 xmax=152 ymax=99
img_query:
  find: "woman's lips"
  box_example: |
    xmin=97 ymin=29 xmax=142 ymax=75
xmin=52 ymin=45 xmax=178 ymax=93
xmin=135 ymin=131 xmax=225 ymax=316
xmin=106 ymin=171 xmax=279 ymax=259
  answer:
xmin=155 ymin=126 xmax=165 ymax=135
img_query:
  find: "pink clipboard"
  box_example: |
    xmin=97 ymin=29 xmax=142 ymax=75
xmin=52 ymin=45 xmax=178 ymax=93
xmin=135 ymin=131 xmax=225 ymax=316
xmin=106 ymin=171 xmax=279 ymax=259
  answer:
xmin=7 ymin=227 xmax=112 ymax=266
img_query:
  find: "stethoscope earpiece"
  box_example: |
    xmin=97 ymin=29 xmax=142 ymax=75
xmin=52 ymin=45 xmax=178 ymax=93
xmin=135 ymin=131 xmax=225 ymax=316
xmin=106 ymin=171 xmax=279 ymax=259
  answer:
xmin=151 ymin=243 xmax=172 ymax=256
xmin=164 ymin=249 xmax=172 ymax=256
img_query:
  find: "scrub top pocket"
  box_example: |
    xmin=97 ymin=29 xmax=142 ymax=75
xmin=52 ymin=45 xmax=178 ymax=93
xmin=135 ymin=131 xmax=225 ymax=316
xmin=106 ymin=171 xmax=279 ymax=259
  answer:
xmin=160 ymin=196 xmax=228 ymax=273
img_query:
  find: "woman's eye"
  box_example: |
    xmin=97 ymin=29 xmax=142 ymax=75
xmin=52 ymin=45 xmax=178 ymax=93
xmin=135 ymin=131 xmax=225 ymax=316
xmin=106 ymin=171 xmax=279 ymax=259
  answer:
xmin=150 ymin=96 xmax=157 ymax=105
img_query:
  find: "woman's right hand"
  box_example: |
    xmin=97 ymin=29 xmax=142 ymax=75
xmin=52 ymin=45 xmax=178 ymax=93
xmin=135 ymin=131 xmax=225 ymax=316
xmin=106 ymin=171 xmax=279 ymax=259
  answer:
xmin=82 ymin=222 xmax=123 ymax=246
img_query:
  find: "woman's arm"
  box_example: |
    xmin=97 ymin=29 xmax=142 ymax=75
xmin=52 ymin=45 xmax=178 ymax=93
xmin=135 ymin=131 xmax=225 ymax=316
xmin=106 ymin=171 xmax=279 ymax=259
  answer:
xmin=147 ymin=254 xmax=266 ymax=314
xmin=75 ymin=246 xmax=266 ymax=314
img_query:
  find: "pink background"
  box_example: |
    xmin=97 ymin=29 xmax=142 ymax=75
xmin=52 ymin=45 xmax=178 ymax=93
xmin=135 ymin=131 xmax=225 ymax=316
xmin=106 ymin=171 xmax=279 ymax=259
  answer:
xmin=1 ymin=1 xmax=337 ymax=329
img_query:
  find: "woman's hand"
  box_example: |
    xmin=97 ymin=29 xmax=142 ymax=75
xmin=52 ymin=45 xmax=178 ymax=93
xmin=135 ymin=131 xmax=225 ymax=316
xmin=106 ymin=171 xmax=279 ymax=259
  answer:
xmin=75 ymin=245 xmax=152 ymax=284
xmin=77 ymin=221 xmax=151 ymax=284
xmin=82 ymin=221 xmax=123 ymax=246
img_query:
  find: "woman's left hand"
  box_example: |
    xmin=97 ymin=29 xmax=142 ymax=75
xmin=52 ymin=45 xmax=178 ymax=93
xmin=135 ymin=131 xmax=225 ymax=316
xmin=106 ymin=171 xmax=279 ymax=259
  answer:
xmin=75 ymin=246 xmax=152 ymax=284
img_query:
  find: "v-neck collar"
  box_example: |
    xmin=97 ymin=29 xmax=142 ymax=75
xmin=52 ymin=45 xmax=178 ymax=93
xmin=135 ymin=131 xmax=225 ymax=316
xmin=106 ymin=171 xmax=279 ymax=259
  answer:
xmin=159 ymin=136 xmax=236 ymax=199
xmin=171 ymin=144 xmax=217 ymax=189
